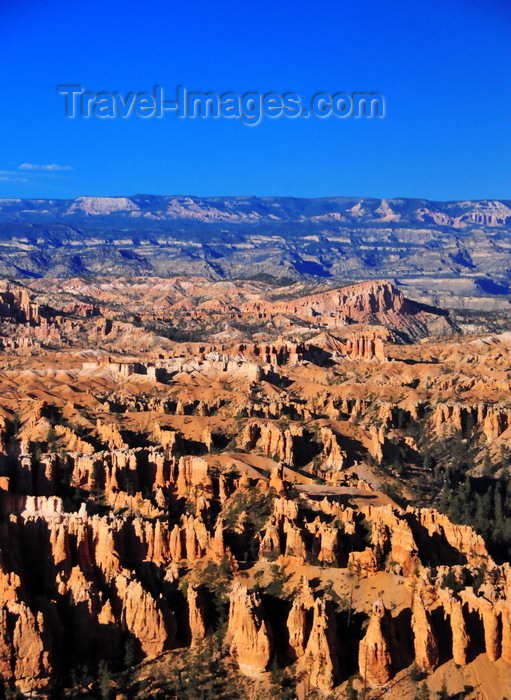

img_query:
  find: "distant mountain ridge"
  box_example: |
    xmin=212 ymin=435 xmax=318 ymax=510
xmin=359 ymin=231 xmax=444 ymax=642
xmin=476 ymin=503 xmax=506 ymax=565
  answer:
xmin=0 ymin=195 xmax=509 ymax=308
xmin=1 ymin=194 xmax=510 ymax=228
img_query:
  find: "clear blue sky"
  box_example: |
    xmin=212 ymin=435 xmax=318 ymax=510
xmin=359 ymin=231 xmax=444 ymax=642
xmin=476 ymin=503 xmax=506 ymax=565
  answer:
xmin=0 ymin=0 xmax=508 ymax=201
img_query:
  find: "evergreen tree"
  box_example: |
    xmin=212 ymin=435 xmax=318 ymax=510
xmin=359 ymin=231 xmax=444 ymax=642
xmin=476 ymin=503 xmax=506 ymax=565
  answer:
xmin=409 ymin=662 xmax=422 ymax=682
xmin=98 ymin=659 xmax=112 ymax=700
xmin=418 ymin=682 xmax=431 ymax=700
xmin=123 ymin=636 xmax=137 ymax=670
xmin=437 ymin=679 xmax=449 ymax=699
xmin=345 ymin=677 xmax=358 ymax=700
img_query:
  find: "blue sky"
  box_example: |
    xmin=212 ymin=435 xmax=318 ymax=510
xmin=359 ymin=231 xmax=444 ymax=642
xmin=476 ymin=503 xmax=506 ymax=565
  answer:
xmin=0 ymin=0 xmax=508 ymax=201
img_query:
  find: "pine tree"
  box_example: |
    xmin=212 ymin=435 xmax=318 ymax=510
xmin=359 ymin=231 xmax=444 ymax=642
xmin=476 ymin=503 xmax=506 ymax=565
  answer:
xmin=345 ymin=677 xmax=358 ymax=700
xmin=409 ymin=662 xmax=422 ymax=682
xmin=98 ymin=659 xmax=112 ymax=700
xmin=123 ymin=636 xmax=136 ymax=670
xmin=437 ymin=678 xmax=449 ymax=700
xmin=418 ymin=681 xmax=431 ymax=700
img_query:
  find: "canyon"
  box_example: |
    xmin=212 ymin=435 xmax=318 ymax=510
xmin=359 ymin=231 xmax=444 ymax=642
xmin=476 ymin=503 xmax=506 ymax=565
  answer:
xmin=0 ymin=276 xmax=508 ymax=698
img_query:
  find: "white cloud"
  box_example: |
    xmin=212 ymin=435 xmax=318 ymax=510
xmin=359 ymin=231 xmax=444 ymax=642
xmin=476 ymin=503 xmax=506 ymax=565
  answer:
xmin=0 ymin=164 xmax=74 ymax=186
xmin=18 ymin=163 xmax=73 ymax=171
xmin=0 ymin=170 xmax=29 ymax=183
